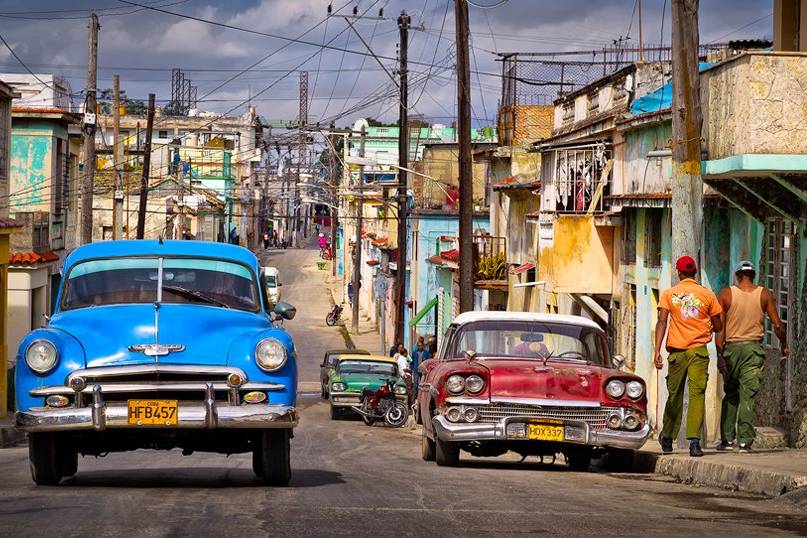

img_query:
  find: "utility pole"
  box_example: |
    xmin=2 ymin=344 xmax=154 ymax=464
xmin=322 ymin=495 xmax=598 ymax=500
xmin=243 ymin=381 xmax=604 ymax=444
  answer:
xmin=328 ymin=128 xmax=338 ymax=277
xmin=352 ymin=125 xmax=366 ymax=334
xmin=670 ymin=0 xmax=703 ymax=274
xmin=455 ymin=0 xmax=474 ymax=314
xmin=112 ymin=74 xmax=123 ymax=240
xmin=80 ymin=13 xmax=99 ymax=245
xmin=393 ymin=10 xmax=410 ymax=345
xmin=638 ymin=0 xmax=644 ymax=63
xmin=670 ymin=0 xmax=703 ymax=450
xmin=136 ymin=93 xmax=155 ymax=239
xmin=295 ymin=71 xmax=309 ymax=248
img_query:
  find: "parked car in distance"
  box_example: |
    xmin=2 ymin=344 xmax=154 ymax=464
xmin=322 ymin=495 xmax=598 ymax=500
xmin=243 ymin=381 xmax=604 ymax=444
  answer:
xmin=15 ymin=240 xmax=299 ymax=486
xmin=328 ymin=355 xmax=407 ymax=420
xmin=319 ymin=348 xmax=369 ymax=398
xmin=262 ymin=266 xmax=282 ymax=305
xmin=418 ymin=311 xmax=650 ymax=470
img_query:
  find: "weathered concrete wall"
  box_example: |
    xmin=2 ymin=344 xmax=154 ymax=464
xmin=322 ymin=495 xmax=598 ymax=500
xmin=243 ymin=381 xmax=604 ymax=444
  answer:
xmin=414 ymin=145 xmax=488 ymax=209
xmin=538 ymin=216 xmax=614 ymax=294
xmin=497 ymin=105 xmax=553 ymax=147
xmin=614 ymin=124 xmax=673 ymax=195
xmin=9 ymin=132 xmax=51 ymax=213
xmin=704 ymin=53 xmax=807 ymax=160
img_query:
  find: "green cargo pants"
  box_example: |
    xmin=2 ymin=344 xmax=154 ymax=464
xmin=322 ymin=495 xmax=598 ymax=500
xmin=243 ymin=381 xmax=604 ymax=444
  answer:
xmin=661 ymin=346 xmax=709 ymax=440
xmin=720 ymin=342 xmax=765 ymax=446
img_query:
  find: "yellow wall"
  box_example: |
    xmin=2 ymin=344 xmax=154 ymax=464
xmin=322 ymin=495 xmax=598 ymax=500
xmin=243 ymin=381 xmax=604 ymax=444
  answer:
xmin=538 ymin=215 xmax=614 ymax=294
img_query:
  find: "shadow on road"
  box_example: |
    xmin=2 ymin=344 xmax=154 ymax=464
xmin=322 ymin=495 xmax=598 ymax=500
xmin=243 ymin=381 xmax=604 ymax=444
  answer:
xmin=60 ymin=467 xmax=345 ymax=488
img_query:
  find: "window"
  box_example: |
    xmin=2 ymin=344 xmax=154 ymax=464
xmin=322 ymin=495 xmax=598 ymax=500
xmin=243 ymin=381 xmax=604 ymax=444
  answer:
xmin=623 ymin=211 xmax=636 ymax=264
xmin=765 ymin=220 xmax=793 ymax=347
xmin=102 ymin=226 xmax=113 ymax=241
xmin=158 ymin=130 xmax=169 ymax=139
xmin=645 ymin=210 xmax=663 ymax=267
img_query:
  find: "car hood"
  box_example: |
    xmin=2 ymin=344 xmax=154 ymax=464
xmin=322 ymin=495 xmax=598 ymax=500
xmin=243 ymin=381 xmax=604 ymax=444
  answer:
xmin=337 ymin=373 xmax=401 ymax=392
xmin=484 ymin=359 xmax=605 ymax=403
xmin=50 ymin=303 xmax=268 ymax=367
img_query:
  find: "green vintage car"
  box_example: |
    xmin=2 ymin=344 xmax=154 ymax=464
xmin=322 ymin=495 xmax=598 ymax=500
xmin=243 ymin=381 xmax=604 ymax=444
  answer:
xmin=328 ymin=354 xmax=408 ymax=419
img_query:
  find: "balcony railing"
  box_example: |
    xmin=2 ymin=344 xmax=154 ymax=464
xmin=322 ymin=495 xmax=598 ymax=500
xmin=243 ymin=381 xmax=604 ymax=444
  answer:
xmin=543 ymin=143 xmax=612 ymax=214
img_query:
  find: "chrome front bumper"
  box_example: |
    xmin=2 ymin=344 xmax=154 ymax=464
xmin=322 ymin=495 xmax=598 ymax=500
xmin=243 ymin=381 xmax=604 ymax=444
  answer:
xmin=329 ymin=392 xmax=407 ymax=408
xmin=17 ymin=384 xmax=297 ymax=433
xmin=431 ymin=416 xmax=651 ymax=450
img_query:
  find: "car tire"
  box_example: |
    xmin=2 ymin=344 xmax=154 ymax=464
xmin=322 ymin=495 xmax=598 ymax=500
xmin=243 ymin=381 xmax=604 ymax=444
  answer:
xmin=325 ymin=312 xmax=336 ymax=326
xmin=329 ymin=405 xmax=340 ymax=420
xmin=435 ymin=437 xmax=460 ymax=467
xmin=58 ymin=446 xmax=79 ymax=478
xmin=252 ymin=442 xmax=263 ymax=477
xmin=321 ymin=384 xmax=327 ymax=399
xmin=421 ymin=429 xmax=436 ymax=461
xmin=567 ymin=450 xmax=593 ymax=472
xmin=29 ymin=432 xmax=63 ymax=486
xmin=261 ymin=429 xmax=291 ymax=487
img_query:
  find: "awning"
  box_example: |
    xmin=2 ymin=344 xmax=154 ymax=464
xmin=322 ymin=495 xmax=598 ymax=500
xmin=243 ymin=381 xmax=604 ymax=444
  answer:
xmin=510 ymin=262 xmax=535 ymax=275
xmin=409 ymin=296 xmax=438 ymax=327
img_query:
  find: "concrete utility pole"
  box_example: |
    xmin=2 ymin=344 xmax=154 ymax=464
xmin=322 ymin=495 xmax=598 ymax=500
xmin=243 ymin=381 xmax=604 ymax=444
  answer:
xmin=80 ymin=13 xmax=99 ymax=245
xmin=136 ymin=93 xmax=155 ymax=239
xmin=670 ymin=0 xmax=703 ymax=278
xmin=352 ymin=125 xmax=366 ymax=334
xmin=393 ymin=10 xmax=410 ymax=345
xmin=112 ymin=74 xmax=123 ymax=240
xmin=328 ymin=129 xmax=338 ymax=277
xmin=638 ymin=0 xmax=644 ymax=63
xmin=295 ymin=71 xmax=309 ymax=248
xmin=455 ymin=0 xmax=474 ymax=313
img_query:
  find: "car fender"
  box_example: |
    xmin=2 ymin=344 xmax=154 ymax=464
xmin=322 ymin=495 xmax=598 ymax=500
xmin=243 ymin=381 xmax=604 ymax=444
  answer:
xmin=15 ymin=328 xmax=86 ymax=412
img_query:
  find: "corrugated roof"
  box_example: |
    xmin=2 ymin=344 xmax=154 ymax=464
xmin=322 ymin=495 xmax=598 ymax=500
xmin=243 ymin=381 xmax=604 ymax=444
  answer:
xmin=0 ymin=217 xmax=24 ymax=229
xmin=10 ymin=250 xmax=59 ymax=266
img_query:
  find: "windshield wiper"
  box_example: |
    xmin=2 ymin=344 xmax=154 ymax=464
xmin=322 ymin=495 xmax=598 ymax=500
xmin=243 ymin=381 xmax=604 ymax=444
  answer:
xmin=162 ymin=285 xmax=230 ymax=308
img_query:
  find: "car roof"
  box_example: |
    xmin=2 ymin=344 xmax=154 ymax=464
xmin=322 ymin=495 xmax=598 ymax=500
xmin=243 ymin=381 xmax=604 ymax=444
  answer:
xmin=325 ymin=349 xmax=369 ymax=356
xmin=452 ymin=311 xmax=603 ymax=332
xmin=335 ymin=354 xmax=396 ymax=363
xmin=64 ymin=240 xmax=260 ymax=271
xmin=263 ymin=266 xmax=279 ymax=276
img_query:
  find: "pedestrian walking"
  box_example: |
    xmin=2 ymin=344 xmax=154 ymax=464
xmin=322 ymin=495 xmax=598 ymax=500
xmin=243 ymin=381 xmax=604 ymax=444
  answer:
xmin=394 ymin=346 xmax=412 ymax=404
xmin=654 ymin=255 xmax=723 ymax=457
xmin=347 ymin=281 xmax=355 ymax=307
xmin=262 ymin=231 xmax=270 ymax=250
xmin=716 ymin=261 xmax=787 ymax=452
xmin=411 ymin=336 xmax=432 ymax=395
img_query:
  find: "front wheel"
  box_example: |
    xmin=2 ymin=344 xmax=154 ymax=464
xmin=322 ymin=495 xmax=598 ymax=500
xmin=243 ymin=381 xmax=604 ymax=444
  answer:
xmin=29 ymin=432 xmax=64 ymax=485
xmin=260 ymin=429 xmax=291 ymax=486
xmin=567 ymin=451 xmax=593 ymax=472
xmin=422 ymin=429 xmax=436 ymax=461
xmin=325 ymin=311 xmax=337 ymax=326
xmin=435 ymin=437 xmax=460 ymax=467
xmin=385 ymin=401 xmax=409 ymax=428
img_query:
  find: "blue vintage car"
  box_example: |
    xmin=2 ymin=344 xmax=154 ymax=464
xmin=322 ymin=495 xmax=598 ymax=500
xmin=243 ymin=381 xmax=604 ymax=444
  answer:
xmin=15 ymin=240 xmax=298 ymax=486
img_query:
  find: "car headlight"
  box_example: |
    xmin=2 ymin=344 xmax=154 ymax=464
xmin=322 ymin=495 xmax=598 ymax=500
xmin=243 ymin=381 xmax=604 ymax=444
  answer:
xmin=465 ymin=374 xmax=485 ymax=394
xmin=605 ymin=379 xmax=625 ymax=398
xmin=445 ymin=374 xmax=465 ymax=394
xmin=255 ymin=338 xmax=287 ymax=371
xmin=394 ymin=385 xmax=407 ymax=395
xmin=625 ymin=380 xmax=644 ymax=399
xmin=331 ymin=382 xmax=345 ymax=392
xmin=26 ymin=340 xmax=58 ymax=374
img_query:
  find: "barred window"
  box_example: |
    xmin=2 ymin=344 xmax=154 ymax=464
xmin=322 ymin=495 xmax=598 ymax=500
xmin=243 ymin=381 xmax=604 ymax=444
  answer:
xmin=764 ymin=219 xmax=793 ymax=347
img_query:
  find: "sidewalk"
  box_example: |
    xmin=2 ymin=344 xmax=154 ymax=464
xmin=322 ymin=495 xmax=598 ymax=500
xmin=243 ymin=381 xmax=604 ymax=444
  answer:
xmin=0 ymin=414 xmax=24 ymax=448
xmin=323 ymin=272 xmax=385 ymax=355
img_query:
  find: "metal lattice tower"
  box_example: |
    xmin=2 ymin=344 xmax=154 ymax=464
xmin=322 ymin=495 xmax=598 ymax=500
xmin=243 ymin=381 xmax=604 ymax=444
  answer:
xmin=298 ymin=71 xmax=309 ymax=166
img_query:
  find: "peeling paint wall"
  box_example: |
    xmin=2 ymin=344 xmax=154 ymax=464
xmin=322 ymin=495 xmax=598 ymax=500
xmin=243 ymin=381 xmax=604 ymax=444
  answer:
xmin=538 ymin=216 xmax=614 ymax=294
xmin=9 ymin=132 xmax=51 ymax=213
xmin=704 ymin=53 xmax=807 ymax=159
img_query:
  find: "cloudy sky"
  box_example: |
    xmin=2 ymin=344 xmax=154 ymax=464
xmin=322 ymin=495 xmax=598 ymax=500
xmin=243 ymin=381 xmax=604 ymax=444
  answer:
xmin=0 ymin=0 xmax=772 ymax=128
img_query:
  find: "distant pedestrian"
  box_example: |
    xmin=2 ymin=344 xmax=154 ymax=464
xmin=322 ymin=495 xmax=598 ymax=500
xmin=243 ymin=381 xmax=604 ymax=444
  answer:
xmin=411 ymin=336 xmax=432 ymax=394
xmin=389 ymin=341 xmax=402 ymax=358
xmin=394 ymin=346 xmax=412 ymax=403
xmin=716 ymin=261 xmax=787 ymax=452
xmin=262 ymin=231 xmax=270 ymax=249
xmin=654 ymin=255 xmax=722 ymax=457
xmin=347 ymin=281 xmax=355 ymax=307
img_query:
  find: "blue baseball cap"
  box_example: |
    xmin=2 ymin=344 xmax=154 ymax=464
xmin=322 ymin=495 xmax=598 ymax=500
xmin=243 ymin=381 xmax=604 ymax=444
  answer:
xmin=734 ymin=260 xmax=755 ymax=273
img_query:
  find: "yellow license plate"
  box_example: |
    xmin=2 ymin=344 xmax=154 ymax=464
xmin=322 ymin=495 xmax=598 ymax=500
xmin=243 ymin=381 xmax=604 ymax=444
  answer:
xmin=127 ymin=400 xmax=178 ymax=426
xmin=527 ymin=423 xmax=564 ymax=441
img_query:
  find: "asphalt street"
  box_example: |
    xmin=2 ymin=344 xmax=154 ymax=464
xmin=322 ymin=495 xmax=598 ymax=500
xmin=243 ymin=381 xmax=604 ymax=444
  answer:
xmin=1 ymin=246 xmax=806 ymax=537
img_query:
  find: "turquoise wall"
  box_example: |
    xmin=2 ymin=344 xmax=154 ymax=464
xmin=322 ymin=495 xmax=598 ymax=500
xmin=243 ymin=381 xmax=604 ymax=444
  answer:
xmin=10 ymin=133 xmax=51 ymax=211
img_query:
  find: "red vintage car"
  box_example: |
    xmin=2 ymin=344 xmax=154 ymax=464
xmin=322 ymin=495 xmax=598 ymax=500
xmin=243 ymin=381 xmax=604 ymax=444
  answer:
xmin=418 ymin=311 xmax=650 ymax=470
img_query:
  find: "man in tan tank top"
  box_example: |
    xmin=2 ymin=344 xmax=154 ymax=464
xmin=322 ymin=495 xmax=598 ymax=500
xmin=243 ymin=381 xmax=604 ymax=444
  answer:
xmin=716 ymin=260 xmax=788 ymax=452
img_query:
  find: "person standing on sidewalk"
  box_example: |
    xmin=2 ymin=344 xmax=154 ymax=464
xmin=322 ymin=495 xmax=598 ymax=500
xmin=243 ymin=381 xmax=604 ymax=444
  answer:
xmin=654 ymin=255 xmax=723 ymax=457
xmin=716 ymin=261 xmax=788 ymax=452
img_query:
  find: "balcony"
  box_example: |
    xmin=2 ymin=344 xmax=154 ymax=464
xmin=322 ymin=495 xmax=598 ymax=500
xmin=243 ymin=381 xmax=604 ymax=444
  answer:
xmin=540 ymin=143 xmax=612 ymax=214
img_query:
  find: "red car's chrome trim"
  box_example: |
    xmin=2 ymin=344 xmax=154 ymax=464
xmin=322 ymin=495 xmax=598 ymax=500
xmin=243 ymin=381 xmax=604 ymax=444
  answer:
xmin=490 ymin=397 xmax=601 ymax=408
xmin=446 ymin=396 xmax=490 ymax=405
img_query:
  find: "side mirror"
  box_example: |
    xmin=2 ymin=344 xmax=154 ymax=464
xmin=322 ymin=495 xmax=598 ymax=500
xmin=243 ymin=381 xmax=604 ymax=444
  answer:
xmin=464 ymin=349 xmax=477 ymax=362
xmin=611 ymin=354 xmax=626 ymax=370
xmin=273 ymin=301 xmax=297 ymax=320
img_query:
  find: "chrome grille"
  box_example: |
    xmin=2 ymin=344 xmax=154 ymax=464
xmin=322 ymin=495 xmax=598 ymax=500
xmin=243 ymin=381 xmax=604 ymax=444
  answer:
xmin=477 ymin=403 xmax=619 ymax=430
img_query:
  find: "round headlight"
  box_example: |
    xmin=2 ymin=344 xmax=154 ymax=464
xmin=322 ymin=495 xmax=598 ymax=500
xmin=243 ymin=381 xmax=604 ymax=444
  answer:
xmin=607 ymin=412 xmax=623 ymax=429
xmin=331 ymin=382 xmax=345 ymax=392
xmin=25 ymin=340 xmax=58 ymax=374
xmin=624 ymin=414 xmax=640 ymax=430
xmin=255 ymin=338 xmax=287 ymax=371
xmin=605 ymin=379 xmax=626 ymax=399
xmin=463 ymin=407 xmax=479 ymax=423
xmin=465 ymin=374 xmax=485 ymax=394
xmin=445 ymin=374 xmax=465 ymax=394
xmin=625 ymin=380 xmax=644 ymax=399
xmin=446 ymin=407 xmax=462 ymax=422
xmin=394 ymin=385 xmax=407 ymax=395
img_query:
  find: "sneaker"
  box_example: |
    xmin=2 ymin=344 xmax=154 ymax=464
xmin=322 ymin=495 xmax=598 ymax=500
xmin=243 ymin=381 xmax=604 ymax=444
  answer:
xmin=660 ymin=437 xmax=673 ymax=453
xmin=716 ymin=440 xmax=735 ymax=451
xmin=738 ymin=443 xmax=753 ymax=453
xmin=689 ymin=441 xmax=704 ymax=457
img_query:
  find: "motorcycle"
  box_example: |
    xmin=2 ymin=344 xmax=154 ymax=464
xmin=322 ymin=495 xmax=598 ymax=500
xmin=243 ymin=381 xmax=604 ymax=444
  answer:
xmin=352 ymin=379 xmax=409 ymax=428
xmin=325 ymin=303 xmax=343 ymax=326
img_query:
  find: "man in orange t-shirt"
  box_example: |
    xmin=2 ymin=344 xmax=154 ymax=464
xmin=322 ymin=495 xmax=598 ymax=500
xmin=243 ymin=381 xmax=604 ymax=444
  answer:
xmin=654 ymin=255 xmax=722 ymax=457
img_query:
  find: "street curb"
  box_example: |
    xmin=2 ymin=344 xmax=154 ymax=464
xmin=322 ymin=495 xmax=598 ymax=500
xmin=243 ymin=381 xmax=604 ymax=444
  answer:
xmin=324 ymin=276 xmax=356 ymax=350
xmin=637 ymin=452 xmax=807 ymax=497
xmin=0 ymin=424 xmax=25 ymax=448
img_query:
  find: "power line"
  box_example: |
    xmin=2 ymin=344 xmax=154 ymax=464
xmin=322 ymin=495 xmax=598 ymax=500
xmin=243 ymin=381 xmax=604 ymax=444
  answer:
xmin=0 ymin=31 xmax=56 ymax=91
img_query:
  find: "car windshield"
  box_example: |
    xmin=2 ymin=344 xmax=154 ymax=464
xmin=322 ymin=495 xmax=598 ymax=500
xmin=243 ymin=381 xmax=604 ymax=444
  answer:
xmin=61 ymin=257 xmax=259 ymax=312
xmin=449 ymin=320 xmax=607 ymax=365
xmin=338 ymin=361 xmax=397 ymax=376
